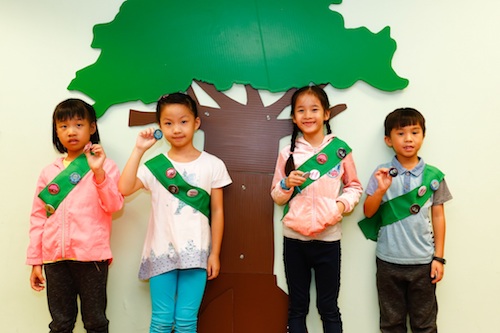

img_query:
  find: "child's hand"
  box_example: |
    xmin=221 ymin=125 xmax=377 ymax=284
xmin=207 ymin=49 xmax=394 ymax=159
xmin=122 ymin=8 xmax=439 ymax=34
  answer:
xmin=85 ymin=143 xmax=106 ymax=184
xmin=431 ymin=260 xmax=444 ymax=284
xmin=286 ymin=170 xmax=309 ymax=188
xmin=374 ymin=168 xmax=394 ymax=193
xmin=207 ymin=253 xmax=221 ymax=280
xmin=136 ymin=128 xmax=160 ymax=151
xmin=30 ymin=265 xmax=45 ymax=291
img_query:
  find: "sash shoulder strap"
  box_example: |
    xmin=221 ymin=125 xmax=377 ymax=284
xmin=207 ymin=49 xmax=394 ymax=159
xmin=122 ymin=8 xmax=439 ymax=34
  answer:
xmin=145 ymin=154 xmax=211 ymax=219
xmin=358 ymin=164 xmax=444 ymax=241
xmin=38 ymin=154 xmax=91 ymax=216
xmin=283 ymin=137 xmax=352 ymax=218
xmin=295 ymin=137 xmax=351 ymax=191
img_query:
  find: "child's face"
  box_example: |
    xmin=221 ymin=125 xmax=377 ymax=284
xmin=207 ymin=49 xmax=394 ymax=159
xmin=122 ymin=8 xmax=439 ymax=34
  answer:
xmin=55 ymin=116 xmax=96 ymax=158
xmin=159 ymin=103 xmax=200 ymax=149
xmin=385 ymin=124 xmax=424 ymax=161
xmin=292 ymin=93 xmax=330 ymax=139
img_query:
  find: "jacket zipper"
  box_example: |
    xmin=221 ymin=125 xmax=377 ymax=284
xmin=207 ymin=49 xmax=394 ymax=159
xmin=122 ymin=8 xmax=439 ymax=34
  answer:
xmin=61 ymin=201 xmax=66 ymax=259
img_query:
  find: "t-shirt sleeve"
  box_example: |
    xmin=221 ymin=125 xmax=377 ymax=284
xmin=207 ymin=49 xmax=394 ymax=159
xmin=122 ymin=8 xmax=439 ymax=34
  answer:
xmin=432 ymin=178 xmax=452 ymax=205
xmin=211 ymin=157 xmax=232 ymax=189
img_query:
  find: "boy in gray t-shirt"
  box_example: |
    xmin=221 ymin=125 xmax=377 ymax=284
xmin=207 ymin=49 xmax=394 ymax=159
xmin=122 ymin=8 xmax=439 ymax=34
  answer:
xmin=361 ymin=108 xmax=452 ymax=333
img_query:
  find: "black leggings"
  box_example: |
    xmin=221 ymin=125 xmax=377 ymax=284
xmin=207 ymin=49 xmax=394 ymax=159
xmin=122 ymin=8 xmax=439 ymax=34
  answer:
xmin=284 ymin=237 xmax=342 ymax=333
xmin=44 ymin=260 xmax=109 ymax=333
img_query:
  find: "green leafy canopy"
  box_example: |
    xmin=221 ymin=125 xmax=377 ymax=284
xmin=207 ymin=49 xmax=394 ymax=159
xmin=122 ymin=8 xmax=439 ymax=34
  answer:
xmin=68 ymin=0 xmax=408 ymax=117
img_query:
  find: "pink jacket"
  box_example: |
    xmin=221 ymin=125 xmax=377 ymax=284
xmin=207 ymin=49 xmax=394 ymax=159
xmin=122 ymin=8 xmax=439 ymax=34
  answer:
xmin=26 ymin=157 xmax=124 ymax=265
xmin=271 ymin=134 xmax=363 ymax=240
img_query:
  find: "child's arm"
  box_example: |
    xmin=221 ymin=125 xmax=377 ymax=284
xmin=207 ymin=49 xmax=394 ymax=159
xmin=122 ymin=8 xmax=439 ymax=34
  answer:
xmin=337 ymin=154 xmax=363 ymax=214
xmin=85 ymin=144 xmax=124 ymax=212
xmin=207 ymin=187 xmax=224 ymax=280
xmin=30 ymin=265 xmax=45 ymax=291
xmin=430 ymin=203 xmax=446 ymax=284
xmin=270 ymin=151 xmax=295 ymax=205
xmin=363 ymin=168 xmax=393 ymax=217
xmin=118 ymin=128 xmax=157 ymax=196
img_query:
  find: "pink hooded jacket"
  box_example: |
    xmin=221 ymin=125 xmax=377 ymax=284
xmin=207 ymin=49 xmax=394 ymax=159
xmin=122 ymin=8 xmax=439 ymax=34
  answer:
xmin=26 ymin=157 xmax=123 ymax=265
xmin=271 ymin=134 xmax=363 ymax=240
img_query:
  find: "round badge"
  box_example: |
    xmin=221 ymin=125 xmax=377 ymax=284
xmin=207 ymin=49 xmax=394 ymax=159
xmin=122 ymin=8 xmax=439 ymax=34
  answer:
xmin=336 ymin=148 xmax=347 ymax=159
xmin=417 ymin=185 xmax=427 ymax=197
xmin=69 ymin=172 xmax=81 ymax=185
xmin=48 ymin=183 xmax=60 ymax=195
xmin=187 ymin=189 xmax=199 ymax=197
xmin=165 ymin=168 xmax=176 ymax=179
xmin=430 ymin=179 xmax=440 ymax=191
xmin=309 ymin=169 xmax=320 ymax=181
xmin=409 ymin=204 xmax=420 ymax=215
xmin=388 ymin=167 xmax=398 ymax=177
xmin=316 ymin=153 xmax=328 ymax=165
xmin=153 ymin=129 xmax=163 ymax=140
xmin=167 ymin=185 xmax=179 ymax=194
xmin=45 ymin=204 xmax=55 ymax=214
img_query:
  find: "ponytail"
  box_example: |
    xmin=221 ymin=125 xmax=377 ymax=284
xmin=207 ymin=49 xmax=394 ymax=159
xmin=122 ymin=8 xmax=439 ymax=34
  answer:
xmin=325 ymin=120 xmax=332 ymax=135
xmin=285 ymin=124 xmax=300 ymax=176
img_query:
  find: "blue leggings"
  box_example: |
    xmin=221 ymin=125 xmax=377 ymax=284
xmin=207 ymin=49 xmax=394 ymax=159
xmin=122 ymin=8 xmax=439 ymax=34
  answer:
xmin=149 ymin=269 xmax=207 ymax=333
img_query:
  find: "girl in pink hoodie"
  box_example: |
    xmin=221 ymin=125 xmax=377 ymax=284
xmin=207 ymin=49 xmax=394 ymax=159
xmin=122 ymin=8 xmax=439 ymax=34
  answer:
xmin=26 ymin=99 xmax=123 ymax=333
xmin=271 ymin=86 xmax=362 ymax=333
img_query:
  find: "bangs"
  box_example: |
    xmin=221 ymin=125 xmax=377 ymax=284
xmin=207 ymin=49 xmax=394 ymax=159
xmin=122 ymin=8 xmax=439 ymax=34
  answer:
xmin=54 ymin=103 xmax=89 ymax=122
xmin=394 ymin=113 xmax=421 ymax=129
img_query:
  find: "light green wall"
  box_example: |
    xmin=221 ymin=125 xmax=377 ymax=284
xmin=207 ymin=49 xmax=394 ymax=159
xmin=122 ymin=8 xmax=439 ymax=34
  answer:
xmin=1 ymin=0 xmax=499 ymax=332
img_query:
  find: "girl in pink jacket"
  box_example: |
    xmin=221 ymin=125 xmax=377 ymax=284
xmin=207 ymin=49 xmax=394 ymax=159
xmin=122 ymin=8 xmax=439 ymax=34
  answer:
xmin=26 ymin=99 xmax=123 ymax=333
xmin=271 ymin=86 xmax=362 ymax=333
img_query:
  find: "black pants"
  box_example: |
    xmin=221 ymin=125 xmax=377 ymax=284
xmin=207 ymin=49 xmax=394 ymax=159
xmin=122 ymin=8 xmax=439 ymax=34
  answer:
xmin=44 ymin=260 xmax=109 ymax=333
xmin=284 ymin=237 xmax=342 ymax=333
xmin=376 ymin=258 xmax=438 ymax=333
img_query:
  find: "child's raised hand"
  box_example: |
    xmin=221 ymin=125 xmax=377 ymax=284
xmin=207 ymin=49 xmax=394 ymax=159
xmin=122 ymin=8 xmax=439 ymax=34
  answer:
xmin=374 ymin=168 xmax=394 ymax=193
xmin=84 ymin=143 xmax=106 ymax=184
xmin=286 ymin=170 xmax=309 ymax=188
xmin=30 ymin=265 xmax=45 ymax=292
xmin=136 ymin=128 xmax=160 ymax=151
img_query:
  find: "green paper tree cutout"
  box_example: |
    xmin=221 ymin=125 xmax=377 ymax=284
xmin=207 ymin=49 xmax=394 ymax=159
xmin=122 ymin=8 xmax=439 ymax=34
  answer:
xmin=68 ymin=0 xmax=408 ymax=117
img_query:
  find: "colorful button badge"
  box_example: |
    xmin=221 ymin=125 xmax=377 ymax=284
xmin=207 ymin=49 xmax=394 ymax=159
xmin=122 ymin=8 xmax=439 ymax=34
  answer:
xmin=48 ymin=183 xmax=60 ymax=195
xmin=417 ymin=185 xmax=427 ymax=197
xmin=69 ymin=172 xmax=81 ymax=185
xmin=388 ymin=167 xmax=398 ymax=177
xmin=316 ymin=153 xmax=328 ymax=165
xmin=167 ymin=185 xmax=179 ymax=194
xmin=45 ymin=204 xmax=55 ymax=214
xmin=166 ymin=168 xmax=176 ymax=179
xmin=409 ymin=204 xmax=420 ymax=215
xmin=336 ymin=148 xmax=347 ymax=159
xmin=153 ymin=129 xmax=163 ymax=140
xmin=187 ymin=189 xmax=199 ymax=197
xmin=430 ymin=179 xmax=440 ymax=191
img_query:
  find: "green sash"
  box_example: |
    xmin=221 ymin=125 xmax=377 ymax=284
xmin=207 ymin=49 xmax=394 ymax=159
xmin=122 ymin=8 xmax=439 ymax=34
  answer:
xmin=145 ymin=154 xmax=211 ymax=219
xmin=283 ymin=137 xmax=352 ymax=217
xmin=38 ymin=154 xmax=91 ymax=217
xmin=358 ymin=165 xmax=444 ymax=241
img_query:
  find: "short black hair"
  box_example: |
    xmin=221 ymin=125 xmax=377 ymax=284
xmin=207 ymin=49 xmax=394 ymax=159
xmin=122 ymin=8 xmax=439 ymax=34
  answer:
xmin=384 ymin=107 xmax=426 ymax=137
xmin=52 ymin=99 xmax=100 ymax=153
